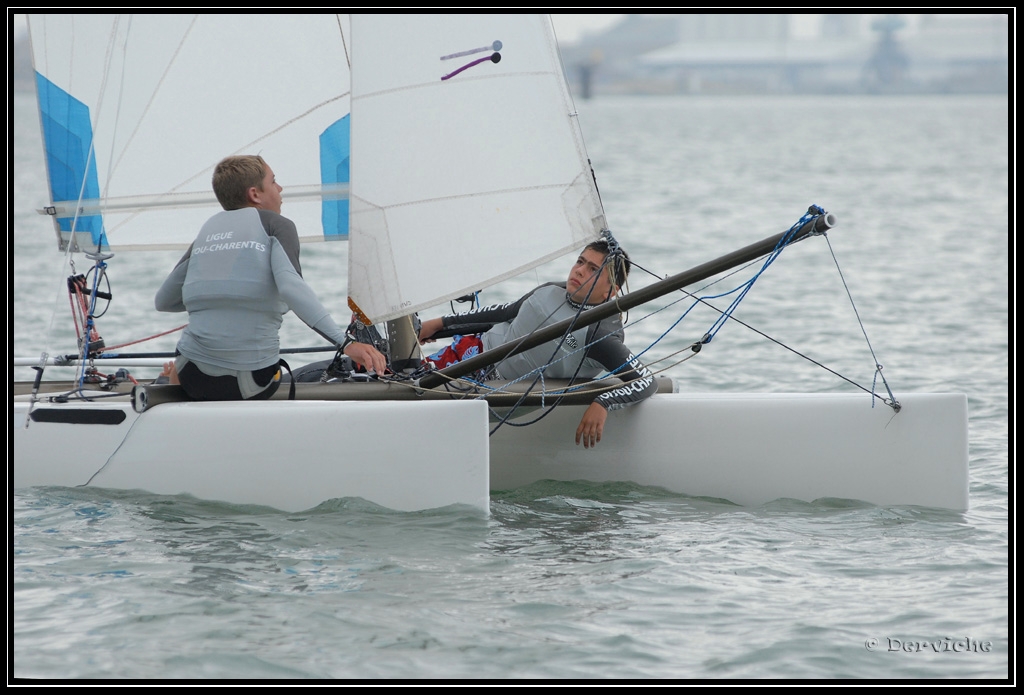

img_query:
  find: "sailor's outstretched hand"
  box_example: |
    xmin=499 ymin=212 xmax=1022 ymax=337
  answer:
xmin=419 ymin=317 xmax=442 ymax=344
xmin=575 ymin=402 xmax=608 ymax=449
xmin=344 ymin=341 xmax=388 ymax=375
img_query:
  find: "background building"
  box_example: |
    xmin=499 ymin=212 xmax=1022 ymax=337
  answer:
xmin=559 ymin=13 xmax=1010 ymax=96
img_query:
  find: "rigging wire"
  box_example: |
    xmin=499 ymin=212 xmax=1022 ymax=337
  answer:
xmin=455 ymin=209 xmax=902 ymax=424
xmin=621 ymin=213 xmax=900 ymax=409
xmin=822 ymin=234 xmax=900 ymax=411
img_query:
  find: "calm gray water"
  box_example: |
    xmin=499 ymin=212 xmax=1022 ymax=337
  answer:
xmin=12 ymin=90 xmax=1009 ymax=680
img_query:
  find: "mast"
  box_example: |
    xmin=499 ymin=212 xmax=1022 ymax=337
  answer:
xmin=385 ymin=316 xmax=422 ymax=374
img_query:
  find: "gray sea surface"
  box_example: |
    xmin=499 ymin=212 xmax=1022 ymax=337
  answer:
xmin=12 ymin=90 xmax=1010 ymax=680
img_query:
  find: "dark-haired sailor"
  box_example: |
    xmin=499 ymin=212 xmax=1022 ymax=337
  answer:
xmin=419 ymin=242 xmax=656 ymax=448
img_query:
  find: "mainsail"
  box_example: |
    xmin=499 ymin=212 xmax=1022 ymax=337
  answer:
xmin=28 ymin=14 xmax=605 ymax=321
xmin=28 ymin=14 xmax=353 ymax=251
xmin=347 ymin=14 xmax=606 ymax=324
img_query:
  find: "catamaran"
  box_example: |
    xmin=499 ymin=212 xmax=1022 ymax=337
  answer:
xmin=13 ymin=14 xmax=969 ymax=513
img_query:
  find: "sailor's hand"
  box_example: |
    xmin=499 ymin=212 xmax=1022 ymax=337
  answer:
xmin=419 ymin=317 xmax=443 ymax=344
xmin=344 ymin=341 xmax=388 ymax=374
xmin=161 ymin=361 xmax=180 ymax=385
xmin=575 ymin=402 xmax=608 ymax=449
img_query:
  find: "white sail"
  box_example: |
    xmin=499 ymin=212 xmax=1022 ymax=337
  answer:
xmin=346 ymin=14 xmax=606 ymax=324
xmin=27 ymin=14 xmax=353 ymax=251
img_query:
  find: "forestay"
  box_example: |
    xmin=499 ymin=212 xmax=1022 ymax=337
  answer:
xmin=28 ymin=14 xmax=353 ymax=251
xmin=347 ymin=14 xmax=606 ymax=324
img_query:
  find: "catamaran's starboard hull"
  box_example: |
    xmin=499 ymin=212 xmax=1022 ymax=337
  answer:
xmin=490 ymin=392 xmax=969 ymax=511
xmin=13 ymin=392 xmax=968 ymax=512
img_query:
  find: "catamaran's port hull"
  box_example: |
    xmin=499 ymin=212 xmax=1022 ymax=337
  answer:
xmin=12 ymin=399 xmax=491 ymax=513
xmin=13 ymin=391 xmax=968 ymax=513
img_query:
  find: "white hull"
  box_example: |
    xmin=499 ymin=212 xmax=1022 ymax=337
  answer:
xmin=491 ymin=392 xmax=968 ymax=510
xmin=12 ymin=399 xmax=490 ymax=513
xmin=13 ymin=390 xmax=968 ymax=513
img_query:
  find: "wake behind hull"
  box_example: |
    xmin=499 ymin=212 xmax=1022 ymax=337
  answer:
xmin=13 ymin=391 xmax=968 ymax=513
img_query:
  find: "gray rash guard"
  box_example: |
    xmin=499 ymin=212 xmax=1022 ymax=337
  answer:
xmin=440 ymin=283 xmax=657 ymax=410
xmin=155 ymin=207 xmax=347 ymax=371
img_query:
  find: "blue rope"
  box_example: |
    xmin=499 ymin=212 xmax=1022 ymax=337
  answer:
xmin=700 ymin=207 xmax=823 ymax=345
xmin=600 ymin=228 xmax=620 ymax=254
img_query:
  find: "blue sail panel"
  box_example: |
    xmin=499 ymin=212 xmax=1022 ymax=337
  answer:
xmin=35 ymin=72 xmax=107 ymax=248
xmin=319 ymin=115 xmax=350 ymax=240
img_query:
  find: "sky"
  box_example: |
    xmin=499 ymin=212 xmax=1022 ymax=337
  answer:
xmin=550 ymin=14 xmax=823 ymax=42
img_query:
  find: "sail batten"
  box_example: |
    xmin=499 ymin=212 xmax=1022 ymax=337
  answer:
xmin=45 ymin=184 xmax=351 ymax=217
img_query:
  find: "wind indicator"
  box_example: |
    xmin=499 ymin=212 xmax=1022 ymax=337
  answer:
xmin=441 ymin=40 xmax=503 ymax=80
